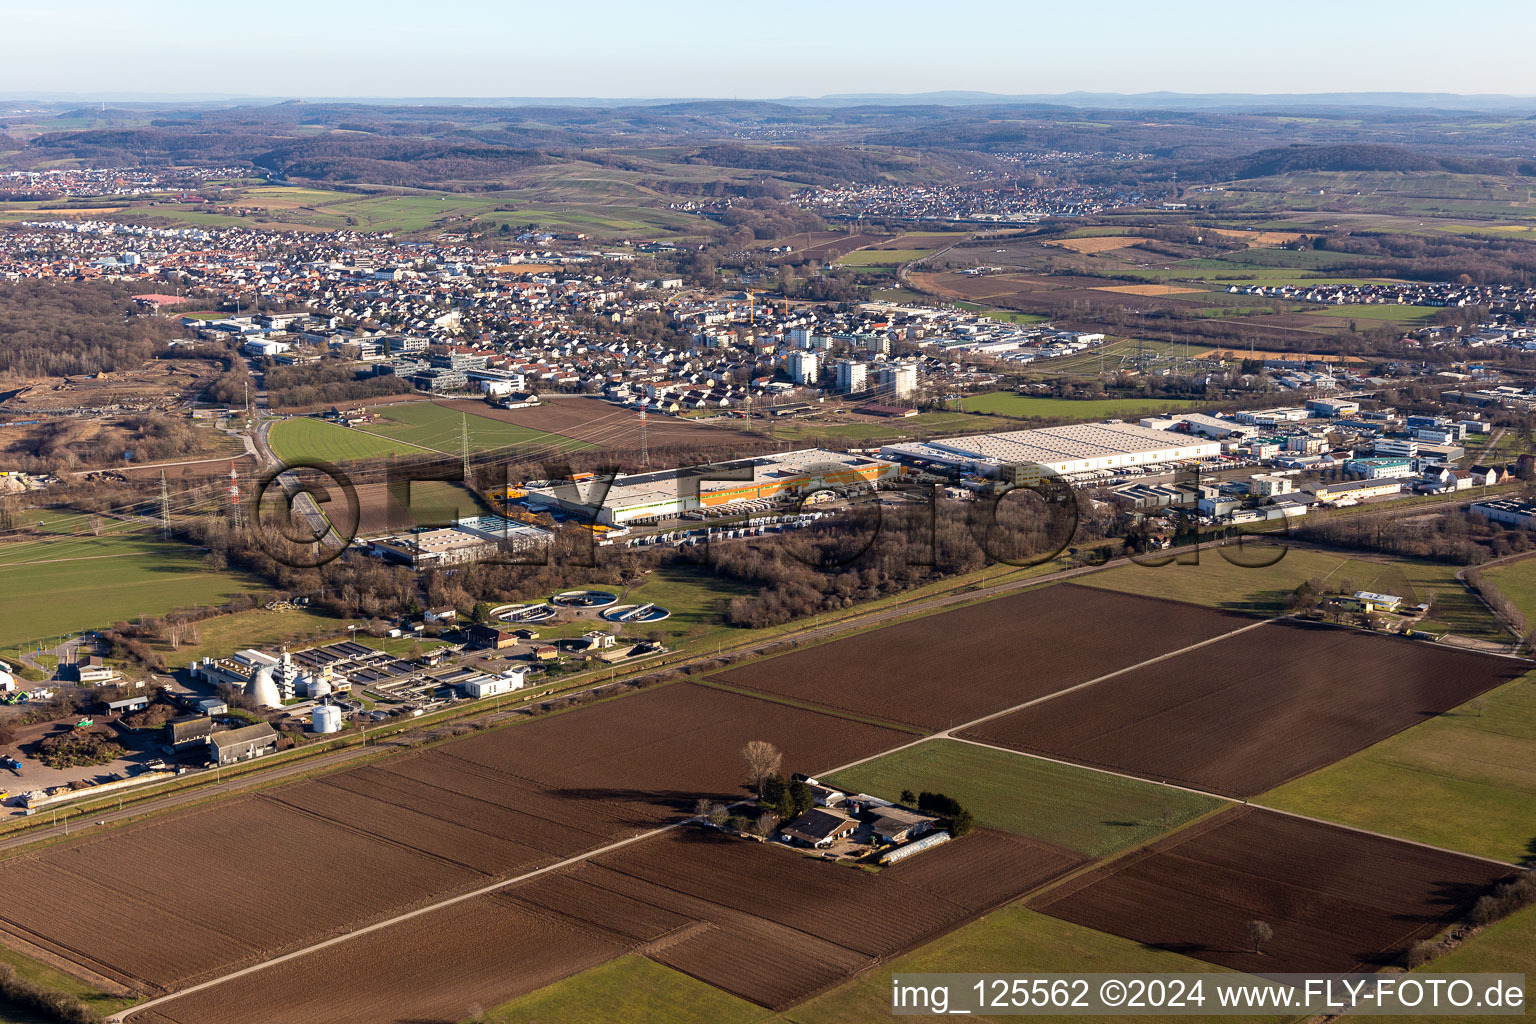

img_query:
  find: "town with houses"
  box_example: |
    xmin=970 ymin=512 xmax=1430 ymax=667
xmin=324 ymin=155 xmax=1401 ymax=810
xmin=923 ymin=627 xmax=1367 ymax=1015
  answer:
xmin=5 ymin=78 xmax=1536 ymax=1022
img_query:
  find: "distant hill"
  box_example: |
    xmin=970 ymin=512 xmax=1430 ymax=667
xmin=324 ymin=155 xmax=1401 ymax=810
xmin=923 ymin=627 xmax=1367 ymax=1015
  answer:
xmin=1189 ymin=144 xmax=1536 ymax=180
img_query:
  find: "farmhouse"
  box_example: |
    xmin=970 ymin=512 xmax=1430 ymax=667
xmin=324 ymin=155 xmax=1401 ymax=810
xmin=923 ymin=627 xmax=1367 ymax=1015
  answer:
xmin=779 ymin=808 xmax=858 ymax=848
xmin=1337 ymin=591 xmax=1404 ymax=614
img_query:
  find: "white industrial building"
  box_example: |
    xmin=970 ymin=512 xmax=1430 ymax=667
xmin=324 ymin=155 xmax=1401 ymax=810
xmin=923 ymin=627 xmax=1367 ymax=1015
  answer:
xmin=881 ymin=422 xmax=1220 ymax=485
xmin=460 ymin=670 xmax=527 ymax=699
xmin=1471 ymin=499 xmax=1536 ymax=528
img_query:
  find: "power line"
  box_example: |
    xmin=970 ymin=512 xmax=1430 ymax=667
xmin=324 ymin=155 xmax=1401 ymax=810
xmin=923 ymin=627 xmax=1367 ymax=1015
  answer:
xmin=460 ymin=412 xmax=471 ymax=482
xmin=158 ymin=472 xmax=171 ymax=539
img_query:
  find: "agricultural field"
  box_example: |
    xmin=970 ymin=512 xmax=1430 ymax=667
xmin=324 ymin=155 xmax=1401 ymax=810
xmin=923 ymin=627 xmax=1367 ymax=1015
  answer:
xmin=350 ymin=479 xmax=491 ymax=536
xmin=958 ymin=392 xmax=1205 ymax=420
xmin=0 ymin=520 xmax=265 ymax=652
xmin=782 ymin=905 xmax=1284 ymax=1024
xmin=1311 ymin=303 xmax=1439 ymax=324
xmin=123 ymin=890 xmax=628 ymax=1024
xmin=131 ymin=827 xmax=1080 ymax=1024
xmin=960 ymin=620 xmax=1526 ymax=797
xmin=358 ymin=401 xmax=593 ymax=456
xmin=1031 ymin=807 xmax=1513 ymax=974
xmin=432 ymin=395 xmax=753 ymax=454
xmin=0 ymin=680 xmax=916 ymax=1004
xmin=710 ymin=584 xmax=1252 ymax=731
xmin=825 ymin=740 xmax=1223 ymax=857
xmin=1261 ymin=673 xmax=1536 ymax=865
xmin=951 ymin=300 xmax=1048 ymax=325
xmin=0 ymin=174 xmax=720 ymax=240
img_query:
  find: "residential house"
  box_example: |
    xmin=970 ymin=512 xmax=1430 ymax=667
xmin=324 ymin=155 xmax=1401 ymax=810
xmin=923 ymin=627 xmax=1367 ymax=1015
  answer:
xmin=779 ymin=808 xmax=858 ymax=848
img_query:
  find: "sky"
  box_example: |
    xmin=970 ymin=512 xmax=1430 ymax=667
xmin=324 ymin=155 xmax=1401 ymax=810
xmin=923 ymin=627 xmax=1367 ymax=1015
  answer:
xmin=4 ymin=0 xmax=1535 ymax=100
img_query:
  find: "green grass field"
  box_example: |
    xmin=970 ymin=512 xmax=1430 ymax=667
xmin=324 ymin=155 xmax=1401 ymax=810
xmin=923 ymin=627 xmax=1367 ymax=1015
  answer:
xmin=1482 ymin=556 xmax=1536 ymax=628
xmin=613 ymin=566 xmax=754 ymax=649
xmin=1373 ymin=904 xmax=1536 ymax=1024
xmin=482 ymin=956 xmax=771 ymax=1024
xmin=363 ymin=402 xmax=592 ymax=456
xmin=825 ymin=740 xmax=1223 ymax=857
xmin=1261 ymin=673 xmax=1536 ymax=865
xmin=835 ymin=248 xmax=935 ymax=266
xmin=0 ymin=522 xmax=263 ymax=654
xmin=0 ymin=945 xmax=138 ymax=1023
xmin=142 ymin=606 xmax=346 ymax=666
xmin=1080 ymin=548 xmax=1503 ymax=637
xmin=959 ymin=393 xmax=1204 ymax=420
xmin=269 ymin=417 xmax=429 ymax=463
xmin=781 ymin=906 xmax=1283 ymax=1024
xmin=1310 ymin=303 xmax=1439 ymax=323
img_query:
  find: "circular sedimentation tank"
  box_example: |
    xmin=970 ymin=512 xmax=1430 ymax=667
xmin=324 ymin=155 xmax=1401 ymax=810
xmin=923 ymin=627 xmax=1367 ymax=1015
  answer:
xmin=550 ymin=590 xmax=619 ymax=609
xmin=601 ymin=603 xmax=671 ymax=623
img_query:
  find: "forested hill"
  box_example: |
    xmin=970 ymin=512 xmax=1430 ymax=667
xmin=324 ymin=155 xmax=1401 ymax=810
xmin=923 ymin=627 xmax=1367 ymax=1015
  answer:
xmin=1190 ymin=144 xmax=1536 ymax=181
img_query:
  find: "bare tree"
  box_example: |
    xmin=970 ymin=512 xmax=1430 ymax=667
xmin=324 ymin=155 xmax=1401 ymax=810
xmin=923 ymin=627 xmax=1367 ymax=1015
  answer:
xmin=1244 ymin=920 xmax=1273 ymax=955
xmin=741 ymin=739 xmax=782 ymax=796
xmin=91 ymin=515 xmax=103 ymax=537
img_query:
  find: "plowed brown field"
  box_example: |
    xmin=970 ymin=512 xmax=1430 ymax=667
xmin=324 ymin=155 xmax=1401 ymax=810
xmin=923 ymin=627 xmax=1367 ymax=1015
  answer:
xmin=0 ymin=683 xmax=908 ymax=997
xmin=711 ymin=584 xmax=1252 ymax=730
xmin=130 ymin=828 xmax=1083 ymax=1022
xmin=1031 ymin=807 xmax=1512 ymax=974
xmin=960 ymin=620 xmax=1528 ymax=796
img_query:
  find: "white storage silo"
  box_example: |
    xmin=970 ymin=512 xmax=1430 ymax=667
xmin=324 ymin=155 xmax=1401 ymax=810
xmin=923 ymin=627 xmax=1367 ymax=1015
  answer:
xmin=311 ymin=704 xmax=343 ymax=734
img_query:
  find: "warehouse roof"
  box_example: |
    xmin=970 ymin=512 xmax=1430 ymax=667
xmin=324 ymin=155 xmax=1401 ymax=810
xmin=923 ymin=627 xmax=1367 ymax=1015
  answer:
xmin=883 ymin=422 xmax=1216 ymax=470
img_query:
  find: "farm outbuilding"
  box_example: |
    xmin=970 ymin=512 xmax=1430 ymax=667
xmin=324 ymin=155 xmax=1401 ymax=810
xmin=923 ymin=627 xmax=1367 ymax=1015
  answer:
xmin=209 ymin=723 xmax=279 ymax=765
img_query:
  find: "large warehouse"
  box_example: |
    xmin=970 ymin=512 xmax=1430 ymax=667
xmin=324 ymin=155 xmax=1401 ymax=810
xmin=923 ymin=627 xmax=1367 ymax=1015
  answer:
xmin=880 ymin=422 xmax=1220 ymax=484
xmin=525 ymin=448 xmax=899 ymax=525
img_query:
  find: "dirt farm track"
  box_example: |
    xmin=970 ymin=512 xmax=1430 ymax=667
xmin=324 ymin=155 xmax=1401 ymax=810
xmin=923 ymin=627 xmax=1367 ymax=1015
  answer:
xmin=0 ymin=582 xmax=1523 ymax=1024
